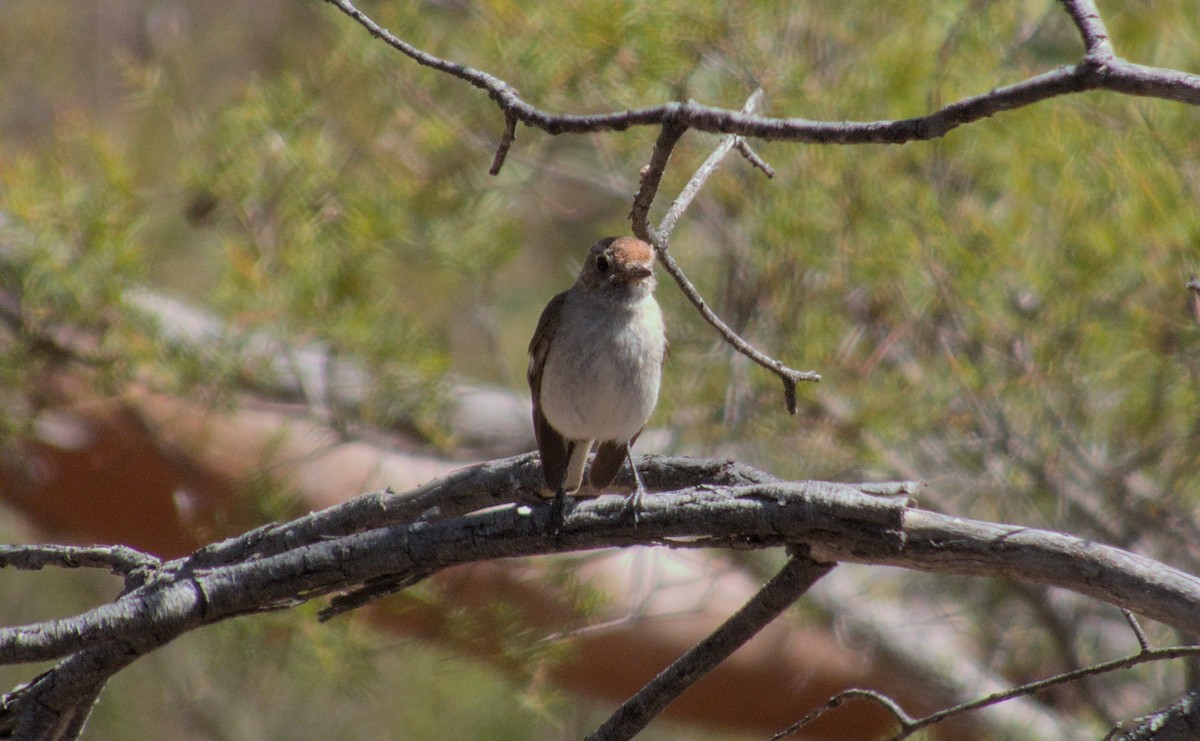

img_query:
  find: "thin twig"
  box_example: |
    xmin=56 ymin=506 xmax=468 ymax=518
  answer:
xmin=322 ymin=0 xmax=522 ymax=110
xmin=1122 ymin=608 xmax=1151 ymax=652
xmin=654 ymin=90 xmax=766 ymax=240
xmin=776 ymin=644 xmax=1200 ymax=740
xmin=734 ymin=138 xmax=774 ymax=178
xmin=586 ymin=554 xmax=834 ymax=740
xmin=890 ymin=646 xmax=1200 ymax=739
xmin=628 ymin=119 xmax=687 ymax=241
xmin=769 ymin=688 xmax=915 ymax=740
xmin=656 ymin=250 xmax=820 ymax=413
xmin=892 ymin=642 xmax=1200 ymax=733
xmin=489 ymin=109 xmax=518 ymax=175
xmin=1059 ymin=0 xmax=1115 ymax=59
xmin=647 ymin=90 xmax=820 ymax=413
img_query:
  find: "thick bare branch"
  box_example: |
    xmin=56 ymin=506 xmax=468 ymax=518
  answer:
xmin=3 ymin=455 xmax=1200 ymax=737
xmin=188 ymin=453 xmax=775 ymax=569
xmin=4 ymin=466 xmax=1200 ymax=668
xmin=2 ymin=645 xmax=131 ymax=741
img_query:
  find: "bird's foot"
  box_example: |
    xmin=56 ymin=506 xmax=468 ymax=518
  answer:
xmin=621 ymin=485 xmax=645 ymax=527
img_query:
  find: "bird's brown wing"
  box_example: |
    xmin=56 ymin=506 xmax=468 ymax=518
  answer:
xmin=528 ymin=291 xmax=570 ymax=494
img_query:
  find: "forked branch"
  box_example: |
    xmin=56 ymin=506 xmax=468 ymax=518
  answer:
xmin=774 ymin=645 xmax=1200 ymax=741
xmin=642 ymin=90 xmax=821 ymax=412
xmin=321 ymin=0 xmax=1200 ymax=416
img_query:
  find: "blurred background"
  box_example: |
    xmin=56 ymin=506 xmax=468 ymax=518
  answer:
xmin=1 ymin=1 xmax=1199 ymax=738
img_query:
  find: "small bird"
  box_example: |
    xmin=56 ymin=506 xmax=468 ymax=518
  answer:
xmin=527 ymin=236 xmax=667 ymax=530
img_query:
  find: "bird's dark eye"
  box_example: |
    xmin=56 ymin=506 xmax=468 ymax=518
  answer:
xmin=596 ymin=255 xmax=610 ymax=272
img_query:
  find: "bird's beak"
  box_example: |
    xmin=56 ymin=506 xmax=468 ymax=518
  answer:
xmin=621 ymin=262 xmax=654 ymax=280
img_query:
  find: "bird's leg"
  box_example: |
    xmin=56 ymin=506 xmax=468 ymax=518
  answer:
xmin=621 ymin=451 xmax=647 ymax=525
xmin=548 ymin=484 xmax=567 ymax=537
xmin=546 ymin=440 xmax=577 ymax=536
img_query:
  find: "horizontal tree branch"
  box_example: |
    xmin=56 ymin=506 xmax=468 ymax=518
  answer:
xmin=188 ymin=453 xmax=776 ymax=568
xmin=3 ymin=456 xmax=1200 ymax=737
xmin=3 ymin=458 xmax=1199 ymax=670
xmin=323 ymin=0 xmax=1200 ymax=149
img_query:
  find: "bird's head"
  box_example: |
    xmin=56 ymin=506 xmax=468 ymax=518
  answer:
xmin=578 ymin=236 xmax=657 ymax=296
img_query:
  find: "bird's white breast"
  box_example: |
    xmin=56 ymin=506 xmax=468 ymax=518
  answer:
xmin=539 ymin=292 xmax=665 ymax=443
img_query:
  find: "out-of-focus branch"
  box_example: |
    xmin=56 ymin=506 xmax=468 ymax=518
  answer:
xmin=778 ymin=642 xmax=1200 ymax=740
xmin=588 ymin=553 xmax=835 ymax=741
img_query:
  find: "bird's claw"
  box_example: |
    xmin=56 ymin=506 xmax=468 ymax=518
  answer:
xmin=622 ymin=486 xmax=644 ymax=526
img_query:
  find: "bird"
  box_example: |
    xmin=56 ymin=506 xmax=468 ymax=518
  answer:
xmin=527 ymin=235 xmax=667 ymax=531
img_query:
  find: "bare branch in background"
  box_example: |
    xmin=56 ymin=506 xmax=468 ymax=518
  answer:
xmin=588 ymin=553 xmax=835 ymax=740
xmin=776 ymin=644 xmax=1200 ymax=741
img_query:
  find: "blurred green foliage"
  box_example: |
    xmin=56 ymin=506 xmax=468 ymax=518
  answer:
xmin=1 ymin=0 xmax=1199 ymax=737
